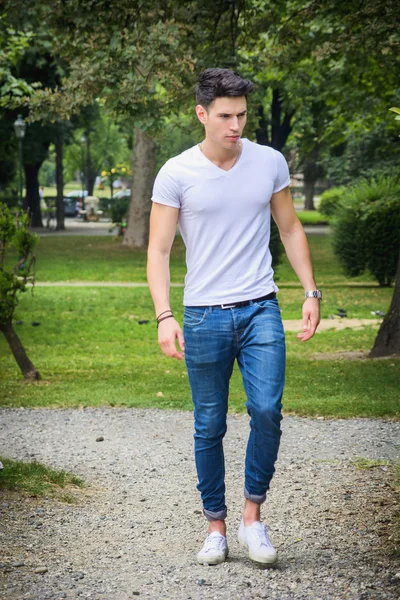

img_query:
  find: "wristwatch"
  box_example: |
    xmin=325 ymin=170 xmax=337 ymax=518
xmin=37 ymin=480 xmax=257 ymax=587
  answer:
xmin=305 ymin=290 xmax=322 ymax=300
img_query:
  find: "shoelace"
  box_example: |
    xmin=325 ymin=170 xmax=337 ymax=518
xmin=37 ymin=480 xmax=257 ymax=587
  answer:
xmin=204 ymin=534 xmax=225 ymax=553
xmin=251 ymin=524 xmax=274 ymax=548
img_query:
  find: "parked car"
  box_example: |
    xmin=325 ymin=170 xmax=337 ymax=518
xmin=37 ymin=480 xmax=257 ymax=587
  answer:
xmin=63 ymin=190 xmax=89 ymax=216
xmin=65 ymin=190 xmax=88 ymax=199
xmin=63 ymin=197 xmax=78 ymax=217
xmin=112 ymin=189 xmax=131 ymax=200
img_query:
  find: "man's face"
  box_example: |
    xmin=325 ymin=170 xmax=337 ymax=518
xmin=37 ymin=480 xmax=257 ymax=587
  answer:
xmin=196 ymin=96 xmax=247 ymax=149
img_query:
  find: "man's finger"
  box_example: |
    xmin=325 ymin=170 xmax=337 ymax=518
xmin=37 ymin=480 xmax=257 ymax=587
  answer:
xmin=177 ymin=331 xmax=185 ymax=352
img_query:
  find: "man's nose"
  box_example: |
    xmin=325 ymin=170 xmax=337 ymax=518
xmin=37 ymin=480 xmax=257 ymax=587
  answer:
xmin=230 ymin=117 xmax=239 ymax=131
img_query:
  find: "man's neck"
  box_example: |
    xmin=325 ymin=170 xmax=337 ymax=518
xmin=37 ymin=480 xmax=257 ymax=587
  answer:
xmin=200 ymin=138 xmax=242 ymax=169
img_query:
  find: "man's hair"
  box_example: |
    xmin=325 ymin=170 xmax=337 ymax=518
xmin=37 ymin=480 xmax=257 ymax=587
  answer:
xmin=196 ymin=68 xmax=255 ymax=109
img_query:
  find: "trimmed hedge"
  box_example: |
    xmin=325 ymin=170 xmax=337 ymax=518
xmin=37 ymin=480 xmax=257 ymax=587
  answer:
xmin=332 ymin=176 xmax=400 ymax=286
xmin=318 ymin=186 xmax=346 ymax=217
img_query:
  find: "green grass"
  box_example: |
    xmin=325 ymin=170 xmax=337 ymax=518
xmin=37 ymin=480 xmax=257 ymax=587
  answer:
xmin=5 ymin=235 xmax=186 ymax=283
xmin=296 ymin=210 xmax=329 ymax=225
xmin=0 ymin=287 xmax=398 ymax=418
xmin=277 ymin=235 xmax=378 ymax=286
xmin=43 ymin=182 xmax=113 ymax=199
xmin=5 ymin=234 xmax=381 ymax=286
xmin=0 ymin=456 xmax=84 ymax=500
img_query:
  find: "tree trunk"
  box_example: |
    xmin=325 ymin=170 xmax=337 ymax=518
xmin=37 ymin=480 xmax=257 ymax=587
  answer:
xmin=255 ymin=90 xmax=294 ymax=151
xmin=271 ymin=89 xmax=294 ymax=151
xmin=24 ymin=163 xmax=43 ymax=228
xmin=122 ymin=128 xmax=156 ymax=249
xmin=303 ymin=149 xmax=324 ymax=210
xmin=255 ymin=105 xmax=270 ymax=146
xmin=369 ymin=252 xmax=400 ymax=358
xmin=303 ymin=178 xmax=316 ymax=210
xmin=0 ymin=322 xmax=41 ymax=381
xmin=55 ymin=131 xmax=65 ymax=230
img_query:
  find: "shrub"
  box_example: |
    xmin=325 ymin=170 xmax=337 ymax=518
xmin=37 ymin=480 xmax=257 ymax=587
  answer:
xmin=318 ymin=186 xmax=346 ymax=217
xmin=110 ymin=195 xmax=129 ymax=235
xmin=332 ymin=176 xmax=400 ymax=286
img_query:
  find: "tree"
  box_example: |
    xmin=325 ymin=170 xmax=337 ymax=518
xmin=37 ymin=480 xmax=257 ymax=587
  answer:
xmin=369 ymin=107 xmax=400 ymax=358
xmin=240 ymin=0 xmax=400 ymax=207
xmin=370 ymin=253 xmax=400 ymax=358
xmin=27 ymin=0 xmax=260 ymax=247
xmin=0 ymin=204 xmax=40 ymax=380
xmin=26 ymin=0 xmax=196 ymax=247
xmin=0 ymin=16 xmax=39 ymax=199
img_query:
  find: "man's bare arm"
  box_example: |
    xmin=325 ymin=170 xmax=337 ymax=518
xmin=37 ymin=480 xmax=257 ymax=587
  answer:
xmin=270 ymin=186 xmax=320 ymax=342
xmin=147 ymin=203 xmax=185 ymax=359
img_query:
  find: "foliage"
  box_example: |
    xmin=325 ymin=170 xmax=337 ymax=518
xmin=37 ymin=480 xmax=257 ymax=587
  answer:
xmin=0 ymin=16 xmax=39 ymax=109
xmin=110 ymin=195 xmax=130 ymax=234
xmin=101 ymin=164 xmax=131 ymax=190
xmin=322 ymin=118 xmax=400 ymax=186
xmin=0 ymin=204 xmax=38 ymax=326
xmin=62 ymin=110 xmax=132 ymax=189
xmin=318 ymin=187 xmax=346 ymax=217
xmin=26 ymin=0 xmax=196 ymax=126
xmin=332 ymin=176 xmax=400 ymax=286
xmin=390 ymin=107 xmax=400 ymax=121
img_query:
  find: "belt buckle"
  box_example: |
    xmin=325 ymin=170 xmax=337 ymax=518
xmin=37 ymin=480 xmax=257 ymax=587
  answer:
xmin=221 ymin=303 xmax=237 ymax=309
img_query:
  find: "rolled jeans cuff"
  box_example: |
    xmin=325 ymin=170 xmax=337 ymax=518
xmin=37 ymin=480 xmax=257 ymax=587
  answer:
xmin=244 ymin=487 xmax=266 ymax=504
xmin=203 ymin=507 xmax=227 ymax=521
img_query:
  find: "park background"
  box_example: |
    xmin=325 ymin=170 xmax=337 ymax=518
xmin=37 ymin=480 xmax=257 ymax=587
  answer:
xmin=0 ymin=0 xmax=399 ymax=506
xmin=0 ymin=3 xmax=399 ymax=599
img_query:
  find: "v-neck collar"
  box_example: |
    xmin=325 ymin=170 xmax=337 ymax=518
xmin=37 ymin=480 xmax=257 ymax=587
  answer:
xmin=197 ymin=139 xmax=246 ymax=174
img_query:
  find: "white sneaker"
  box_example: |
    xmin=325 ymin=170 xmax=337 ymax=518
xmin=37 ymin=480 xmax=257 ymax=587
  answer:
xmin=197 ymin=531 xmax=229 ymax=565
xmin=238 ymin=518 xmax=277 ymax=564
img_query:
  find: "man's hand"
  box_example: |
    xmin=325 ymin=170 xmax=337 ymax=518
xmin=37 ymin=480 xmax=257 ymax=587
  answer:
xmin=296 ymin=298 xmax=321 ymax=342
xmin=158 ymin=317 xmax=185 ymax=360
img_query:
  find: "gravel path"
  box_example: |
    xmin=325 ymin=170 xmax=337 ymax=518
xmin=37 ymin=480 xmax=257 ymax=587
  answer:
xmin=0 ymin=408 xmax=399 ymax=600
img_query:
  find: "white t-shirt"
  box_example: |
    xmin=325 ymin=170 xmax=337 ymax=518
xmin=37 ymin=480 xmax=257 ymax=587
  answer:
xmin=151 ymin=138 xmax=290 ymax=306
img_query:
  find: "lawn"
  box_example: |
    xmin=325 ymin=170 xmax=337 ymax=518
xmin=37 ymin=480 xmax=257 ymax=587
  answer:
xmin=296 ymin=210 xmax=329 ymax=225
xmin=5 ymin=234 xmax=379 ymax=286
xmin=0 ymin=286 xmax=398 ymax=418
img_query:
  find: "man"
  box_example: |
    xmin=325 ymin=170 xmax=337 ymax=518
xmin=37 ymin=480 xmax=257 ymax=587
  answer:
xmin=147 ymin=68 xmax=321 ymax=566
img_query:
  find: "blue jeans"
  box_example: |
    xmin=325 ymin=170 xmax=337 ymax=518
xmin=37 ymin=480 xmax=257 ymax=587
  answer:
xmin=184 ymin=297 xmax=285 ymax=522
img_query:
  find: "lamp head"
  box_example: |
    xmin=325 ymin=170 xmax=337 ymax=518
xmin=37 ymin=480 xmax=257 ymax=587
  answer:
xmin=14 ymin=115 xmax=26 ymax=140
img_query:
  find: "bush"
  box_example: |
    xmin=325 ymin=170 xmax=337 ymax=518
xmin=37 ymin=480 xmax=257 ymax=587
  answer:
xmin=318 ymin=186 xmax=346 ymax=216
xmin=332 ymin=176 xmax=400 ymax=286
xmin=110 ymin=196 xmax=129 ymax=235
xmin=0 ymin=194 xmax=19 ymax=209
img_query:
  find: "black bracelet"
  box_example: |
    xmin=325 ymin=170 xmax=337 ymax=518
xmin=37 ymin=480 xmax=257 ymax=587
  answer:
xmin=157 ymin=314 xmax=174 ymax=328
xmin=156 ymin=309 xmax=173 ymax=321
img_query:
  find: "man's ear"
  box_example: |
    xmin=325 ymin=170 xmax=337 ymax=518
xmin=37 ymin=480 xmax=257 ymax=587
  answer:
xmin=195 ymin=104 xmax=208 ymax=125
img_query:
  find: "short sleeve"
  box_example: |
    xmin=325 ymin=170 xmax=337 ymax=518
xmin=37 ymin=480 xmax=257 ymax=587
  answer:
xmin=273 ymin=151 xmax=290 ymax=193
xmin=151 ymin=162 xmax=181 ymax=208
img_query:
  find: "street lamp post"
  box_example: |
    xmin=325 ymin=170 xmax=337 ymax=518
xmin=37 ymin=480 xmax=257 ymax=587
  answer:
xmin=80 ymin=135 xmax=87 ymax=198
xmin=13 ymin=115 xmax=26 ymax=210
